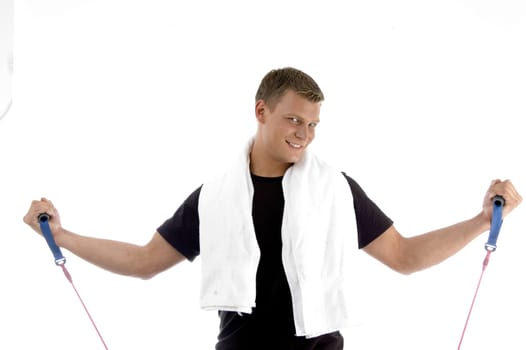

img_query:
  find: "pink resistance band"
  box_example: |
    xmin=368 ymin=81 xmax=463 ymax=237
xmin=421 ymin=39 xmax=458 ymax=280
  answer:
xmin=38 ymin=213 xmax=109 ymax=350
xmin=457 ymin=195 xmax=505 ymax=349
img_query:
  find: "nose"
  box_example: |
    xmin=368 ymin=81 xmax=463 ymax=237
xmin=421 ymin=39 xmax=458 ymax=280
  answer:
xmin=295 ymin=124 xmax=309 ymax=140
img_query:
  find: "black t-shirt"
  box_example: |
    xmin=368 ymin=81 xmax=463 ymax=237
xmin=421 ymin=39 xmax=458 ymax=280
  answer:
xmin=158 ymin=172 xmax=393 ymax=350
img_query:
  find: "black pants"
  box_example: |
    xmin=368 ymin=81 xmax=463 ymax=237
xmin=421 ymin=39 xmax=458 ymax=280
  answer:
xmin=216 ymin=330 xmax=344 ymax=350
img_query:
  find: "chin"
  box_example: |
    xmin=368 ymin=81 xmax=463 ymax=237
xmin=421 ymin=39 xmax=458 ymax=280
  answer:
xmin=285 ymin=153 xmax=304 ymax=164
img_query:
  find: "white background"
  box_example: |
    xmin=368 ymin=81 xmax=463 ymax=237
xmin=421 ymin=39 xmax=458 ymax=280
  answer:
xmin=1 ymin=1 xmax=525 ymax=349
xmin=0 ymin=0 xmax=12 ymax=119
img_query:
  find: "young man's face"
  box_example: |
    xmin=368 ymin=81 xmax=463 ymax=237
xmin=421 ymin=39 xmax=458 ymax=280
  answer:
xmin=254 ymin=90 xmax=321 ymax=174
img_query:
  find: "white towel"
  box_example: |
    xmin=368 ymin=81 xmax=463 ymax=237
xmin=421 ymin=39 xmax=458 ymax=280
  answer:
xmin=198 ymin=139 xmax=357 ymax=338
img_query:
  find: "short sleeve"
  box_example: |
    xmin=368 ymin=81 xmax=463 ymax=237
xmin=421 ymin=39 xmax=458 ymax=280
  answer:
xmin=157 ymin=186 xmax=202 ymax=261
xmin=342 ymin=173 xmax=393 ymax=249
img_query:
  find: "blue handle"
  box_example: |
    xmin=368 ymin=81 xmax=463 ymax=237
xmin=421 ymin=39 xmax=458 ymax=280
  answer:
xmin=484 ymin=195 xmax=505 ymax=251
xmin=38 ymin=213 xmax=66 ymax=265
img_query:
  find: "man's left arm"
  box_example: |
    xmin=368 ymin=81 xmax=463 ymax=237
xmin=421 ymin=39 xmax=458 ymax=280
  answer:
xmin=362 ymin=179 xmax=522 ymax=275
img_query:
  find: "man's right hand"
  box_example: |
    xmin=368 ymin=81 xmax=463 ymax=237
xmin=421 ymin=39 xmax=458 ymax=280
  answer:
xmin=23 ymin=197 xmax=63 ymax=239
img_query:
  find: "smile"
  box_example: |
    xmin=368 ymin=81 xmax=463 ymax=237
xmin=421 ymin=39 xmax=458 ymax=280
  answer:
xmin=286 ymin=141 xmax=303 ymax=149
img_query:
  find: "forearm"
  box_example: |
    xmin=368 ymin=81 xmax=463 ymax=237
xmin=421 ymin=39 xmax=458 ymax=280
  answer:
xmin=401 ymin=213 xmax=489 ymax=274
xmin=55 ymin=228 xmax=151 ymax=278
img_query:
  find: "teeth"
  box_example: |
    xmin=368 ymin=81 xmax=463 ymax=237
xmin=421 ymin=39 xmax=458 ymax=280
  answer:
xmin=287 ymin=141 xmax=301 ymax=148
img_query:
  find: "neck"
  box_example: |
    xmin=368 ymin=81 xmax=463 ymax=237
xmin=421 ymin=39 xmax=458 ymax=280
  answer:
xmin=249 ymin=139 xmax=292 ymax=177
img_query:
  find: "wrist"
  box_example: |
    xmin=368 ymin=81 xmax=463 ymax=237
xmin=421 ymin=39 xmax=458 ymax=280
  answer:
xmin=472 ymin=212 xmax=491 ymax=233
xmin=54 ymin=227 xmax=69 ymax=247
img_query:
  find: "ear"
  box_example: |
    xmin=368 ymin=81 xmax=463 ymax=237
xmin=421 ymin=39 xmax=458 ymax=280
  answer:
xmin=255 ymin=99 xmax=266 ymax=123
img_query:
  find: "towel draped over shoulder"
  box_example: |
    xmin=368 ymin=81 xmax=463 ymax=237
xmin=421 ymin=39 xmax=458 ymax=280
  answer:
xmin=198 ymin=140 xmax=357 ymax=338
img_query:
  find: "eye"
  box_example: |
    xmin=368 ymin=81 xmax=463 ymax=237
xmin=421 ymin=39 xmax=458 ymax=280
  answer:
xmin=288 ymin=117 xmax=301 ymax=124
xmin=308 ymin=122 xmax=318 ymax=129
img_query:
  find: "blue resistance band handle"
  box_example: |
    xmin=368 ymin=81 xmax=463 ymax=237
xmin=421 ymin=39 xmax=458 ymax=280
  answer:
xmin=484 ymin=195 xmax=505 ymax=252
xmin=38 ymin=213 xmax=66 ymax=265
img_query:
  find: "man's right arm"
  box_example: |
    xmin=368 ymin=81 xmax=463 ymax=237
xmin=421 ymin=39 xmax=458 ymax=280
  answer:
xmin=23 ymin=198 xmax=186 ymax=279
xmin=56 ymin=229 xmax=186 ymax=279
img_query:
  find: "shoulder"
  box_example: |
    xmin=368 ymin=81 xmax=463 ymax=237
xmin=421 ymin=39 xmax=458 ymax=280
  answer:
xmin=340 ymin=172 xmax=366 ymax=199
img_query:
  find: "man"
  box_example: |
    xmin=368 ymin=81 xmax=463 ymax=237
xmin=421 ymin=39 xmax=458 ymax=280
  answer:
xmin=24 ymin=67 xmax=522 ymax=350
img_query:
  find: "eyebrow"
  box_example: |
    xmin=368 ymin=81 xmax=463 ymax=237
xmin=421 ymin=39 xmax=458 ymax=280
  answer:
xmin=285 ymin=114 xmax=320 ymax=123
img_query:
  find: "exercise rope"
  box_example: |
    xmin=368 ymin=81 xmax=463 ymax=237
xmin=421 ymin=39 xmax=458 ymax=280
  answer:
xmin=38 ymin=213 xmax=109 ymax=350
xmin=456 ymin=195 xmax=505 ymax=349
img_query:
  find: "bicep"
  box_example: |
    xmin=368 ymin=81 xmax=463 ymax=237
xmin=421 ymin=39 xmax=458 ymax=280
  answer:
xmin=362 ymin=225 xmax=407 ymax=274
xmin=141 ymin=232 xmax=187 ymax=278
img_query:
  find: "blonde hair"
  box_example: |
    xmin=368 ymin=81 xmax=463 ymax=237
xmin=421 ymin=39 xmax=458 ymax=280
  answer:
xmin=255 ymin=67 xmax=324 ymax=110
